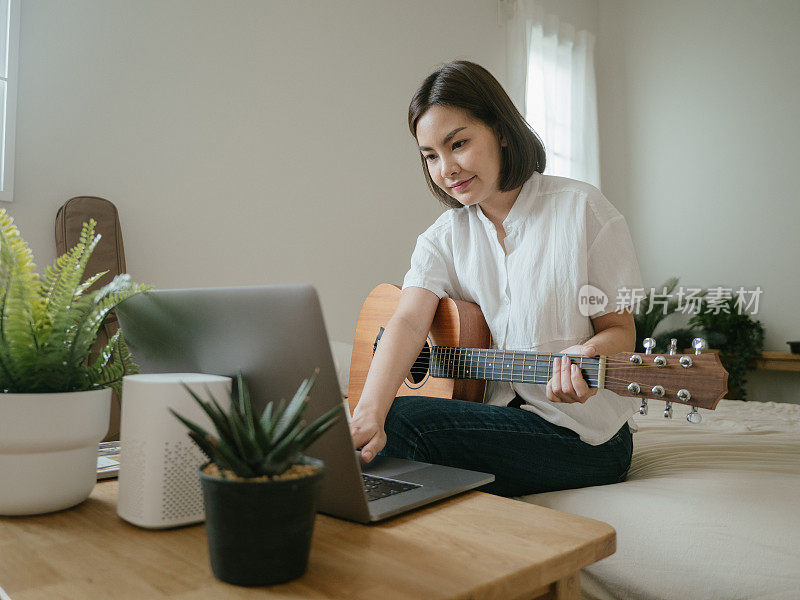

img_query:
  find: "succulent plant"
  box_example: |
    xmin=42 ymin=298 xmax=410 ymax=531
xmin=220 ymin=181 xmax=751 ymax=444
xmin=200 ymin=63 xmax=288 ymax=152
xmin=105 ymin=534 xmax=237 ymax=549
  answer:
xmin=0 ymin=209 xmax=149 ymax=393
xmin=171 ymin=370 xmax=340 ymax=479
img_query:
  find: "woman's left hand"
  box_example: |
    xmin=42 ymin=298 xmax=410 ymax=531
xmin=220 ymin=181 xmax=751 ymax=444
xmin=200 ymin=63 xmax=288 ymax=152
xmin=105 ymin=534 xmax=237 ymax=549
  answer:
xmin=546 ymin=344 xmax=599 ymax=404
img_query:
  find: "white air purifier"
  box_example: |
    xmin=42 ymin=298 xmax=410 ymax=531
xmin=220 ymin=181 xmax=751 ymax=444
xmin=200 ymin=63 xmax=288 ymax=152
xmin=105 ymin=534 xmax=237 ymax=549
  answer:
xmin=117 ymin=373 xmax=231 ymax=529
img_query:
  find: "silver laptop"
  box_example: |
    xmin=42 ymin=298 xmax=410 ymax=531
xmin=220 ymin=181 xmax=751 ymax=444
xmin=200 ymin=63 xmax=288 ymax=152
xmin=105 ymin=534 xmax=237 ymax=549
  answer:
xmin=115 ymin=285 xmax=494 ymax=523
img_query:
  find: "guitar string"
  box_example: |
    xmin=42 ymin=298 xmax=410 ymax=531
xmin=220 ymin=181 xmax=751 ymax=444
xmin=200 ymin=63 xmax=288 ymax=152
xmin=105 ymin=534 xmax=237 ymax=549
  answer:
xmin=409 ymin=365 xmax=692 ymax=381
xmin=412 ymin=347 xmax=695 ymax=365
xmin=409 ymin=361 xmax=680 ymax=383
xmin=404 ymin=351 xmax=692 ymax=373
xmin=410 ymin=352 xmax=672 ymax=366
xmin=401 ymin=350 xmax=701 ymax=387
xmin=405 ymin=363 xmax=690 ymax=388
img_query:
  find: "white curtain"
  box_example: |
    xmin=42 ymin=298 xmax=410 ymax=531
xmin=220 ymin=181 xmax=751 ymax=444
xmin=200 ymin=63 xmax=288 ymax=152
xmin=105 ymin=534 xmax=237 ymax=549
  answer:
xmin=504 ymin=0 xmax=601 ymax=188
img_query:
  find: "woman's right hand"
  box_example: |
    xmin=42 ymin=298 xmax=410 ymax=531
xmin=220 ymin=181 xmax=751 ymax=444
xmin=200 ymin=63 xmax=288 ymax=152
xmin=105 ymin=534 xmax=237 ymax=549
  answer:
xmin=347 ymin=288 xmax=439 ymax=463
xmin=349 ymin=405 xmax=387 ymax=463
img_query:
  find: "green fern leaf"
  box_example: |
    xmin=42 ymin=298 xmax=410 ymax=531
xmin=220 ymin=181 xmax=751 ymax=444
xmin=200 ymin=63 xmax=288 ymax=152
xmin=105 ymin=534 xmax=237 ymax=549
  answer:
xmin=0 ymin=210 xmax=147 ymax=392
xmin=0 ymin=210 xmax=42 ymax=389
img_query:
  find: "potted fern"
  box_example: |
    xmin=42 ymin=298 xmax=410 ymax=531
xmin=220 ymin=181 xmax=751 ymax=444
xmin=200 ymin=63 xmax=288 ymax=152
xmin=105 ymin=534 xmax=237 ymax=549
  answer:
xmin=0 ymin=209 xmax=148 ymax=515
xmin=688 ymin=297 xmax=765 ymax=400
xmin=171 ymin=370 xmax=340 ymax=587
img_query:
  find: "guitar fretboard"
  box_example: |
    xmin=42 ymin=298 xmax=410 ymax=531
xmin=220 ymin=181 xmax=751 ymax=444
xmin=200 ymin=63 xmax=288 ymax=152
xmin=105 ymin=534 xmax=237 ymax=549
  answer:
xmin=428 ymin=346 xmax=605 ymax=388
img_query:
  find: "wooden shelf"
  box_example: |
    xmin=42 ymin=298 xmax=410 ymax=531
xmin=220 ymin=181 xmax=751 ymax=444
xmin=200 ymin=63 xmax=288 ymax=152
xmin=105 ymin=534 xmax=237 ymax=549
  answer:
xmin=756 ymin=352 xmax=800 ymax=372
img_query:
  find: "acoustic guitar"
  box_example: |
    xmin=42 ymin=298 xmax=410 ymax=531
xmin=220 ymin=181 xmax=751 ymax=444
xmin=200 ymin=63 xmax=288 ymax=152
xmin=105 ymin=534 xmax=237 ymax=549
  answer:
xmin=349 ymin=284 xmax=728 ymax=423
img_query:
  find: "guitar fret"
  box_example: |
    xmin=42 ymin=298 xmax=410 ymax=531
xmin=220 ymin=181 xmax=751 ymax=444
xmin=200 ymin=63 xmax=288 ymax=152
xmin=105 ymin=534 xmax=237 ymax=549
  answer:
xmin=422 ymin=346 xmax=603 ymax=387
xmin=511 ymin=351 xmax=516 ymax=386
xmin=471 ymin=349 xmax=475 ymax=380
xmin=579 ymin=355 xmax=585 ymax=385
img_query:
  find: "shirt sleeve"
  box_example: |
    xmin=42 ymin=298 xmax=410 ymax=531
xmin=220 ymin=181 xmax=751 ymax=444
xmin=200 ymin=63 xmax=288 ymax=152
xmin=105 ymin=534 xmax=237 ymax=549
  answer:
xmin=587 ymin=215 xmax=643 ymax=315
xmin=401 ymin=232 xmax=455 ymax=299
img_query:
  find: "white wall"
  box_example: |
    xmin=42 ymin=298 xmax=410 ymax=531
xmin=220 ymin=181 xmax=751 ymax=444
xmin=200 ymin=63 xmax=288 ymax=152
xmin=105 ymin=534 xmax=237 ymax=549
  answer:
xmin=596 ymin=0 xmax=800 ymax=402
xmin=536 ymin=0 xmax=597 ymax=35
xmin=7 ymin=0 xmax=797 ymax=402
xmin=5 ymin=0 xmax=506 ymax=344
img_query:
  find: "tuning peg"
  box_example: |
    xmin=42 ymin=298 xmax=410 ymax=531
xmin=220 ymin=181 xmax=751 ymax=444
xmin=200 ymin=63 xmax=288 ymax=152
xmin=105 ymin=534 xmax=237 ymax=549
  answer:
xmin=669 ymin=338 xmax=678 ymax=355
xmin=638 ymin=399 xmax=648 ymax=415
xmin=687 ymin=406 xmax=702 ymax=424
xmin=643 ymin=337 xmax=656 ymax=355
xmin=692 ymin=337 xmax=706 ymax=356
xmin=664 ymin=401 xmax=673 ymax=418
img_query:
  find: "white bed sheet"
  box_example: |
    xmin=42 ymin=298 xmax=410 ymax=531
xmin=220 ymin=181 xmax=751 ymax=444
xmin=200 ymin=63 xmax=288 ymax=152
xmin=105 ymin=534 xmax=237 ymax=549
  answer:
xmin=520 ymin=399 xmax=800 ymax=600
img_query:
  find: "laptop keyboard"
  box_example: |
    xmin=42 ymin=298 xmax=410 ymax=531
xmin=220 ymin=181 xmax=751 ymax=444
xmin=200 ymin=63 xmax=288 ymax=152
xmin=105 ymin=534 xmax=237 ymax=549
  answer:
xmin=362 ymin=473 xmax=421 ymax=502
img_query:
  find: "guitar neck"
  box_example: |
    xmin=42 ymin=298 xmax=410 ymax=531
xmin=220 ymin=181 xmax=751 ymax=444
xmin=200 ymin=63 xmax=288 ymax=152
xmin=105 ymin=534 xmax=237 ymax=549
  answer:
xmin=428 ymin=346 xmax=606 ymax=388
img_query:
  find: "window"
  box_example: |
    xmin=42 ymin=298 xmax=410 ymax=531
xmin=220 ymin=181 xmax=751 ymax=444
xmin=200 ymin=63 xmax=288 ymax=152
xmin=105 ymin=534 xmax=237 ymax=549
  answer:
xmin=0 ymin=0 xmax=20 ymax=203
xmin=505 ymin=1 xmax=600 ymax=187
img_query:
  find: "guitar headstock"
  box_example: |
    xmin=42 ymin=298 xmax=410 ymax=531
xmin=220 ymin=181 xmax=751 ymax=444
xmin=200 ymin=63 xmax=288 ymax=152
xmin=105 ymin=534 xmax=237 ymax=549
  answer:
xmin=604 ymin=339 xmax=728 ymax=412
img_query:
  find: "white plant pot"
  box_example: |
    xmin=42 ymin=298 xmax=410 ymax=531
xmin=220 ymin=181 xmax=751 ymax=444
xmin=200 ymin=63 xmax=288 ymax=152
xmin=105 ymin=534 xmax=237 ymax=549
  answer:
xmin=0 ymin=388 xmax=112 ymax=515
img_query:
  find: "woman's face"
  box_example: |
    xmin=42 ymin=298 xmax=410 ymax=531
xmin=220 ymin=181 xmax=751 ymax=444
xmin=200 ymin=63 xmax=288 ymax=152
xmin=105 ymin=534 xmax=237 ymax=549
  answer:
xmin=416 ymin=105 xmax=506 ymax=208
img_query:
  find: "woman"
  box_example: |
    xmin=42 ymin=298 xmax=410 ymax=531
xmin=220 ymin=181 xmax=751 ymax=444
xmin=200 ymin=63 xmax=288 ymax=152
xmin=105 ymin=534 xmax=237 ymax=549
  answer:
xmin=349 ymin=60 xmax=642 ymax=497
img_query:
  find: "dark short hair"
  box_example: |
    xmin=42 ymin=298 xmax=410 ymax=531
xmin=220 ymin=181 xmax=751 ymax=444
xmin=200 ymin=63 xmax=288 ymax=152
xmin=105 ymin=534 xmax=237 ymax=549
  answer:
xmin=408 ymin=60 xmax=546 ymax=209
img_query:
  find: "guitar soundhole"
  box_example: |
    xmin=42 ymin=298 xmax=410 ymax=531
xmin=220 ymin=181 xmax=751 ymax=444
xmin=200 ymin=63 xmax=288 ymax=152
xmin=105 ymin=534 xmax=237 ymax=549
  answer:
xmin=407 ymin=340 xmax=431 ymax=384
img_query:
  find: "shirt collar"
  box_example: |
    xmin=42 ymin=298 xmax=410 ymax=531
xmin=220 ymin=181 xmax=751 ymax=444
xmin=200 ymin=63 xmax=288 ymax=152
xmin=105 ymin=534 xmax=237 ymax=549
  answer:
xmin=474 ymin=171 xmax=542 ymax=229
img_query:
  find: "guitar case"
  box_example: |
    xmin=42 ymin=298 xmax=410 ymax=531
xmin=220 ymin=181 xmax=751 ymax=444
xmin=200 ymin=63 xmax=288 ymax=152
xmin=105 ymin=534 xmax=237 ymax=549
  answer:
xmin=55 ymin=196 xmax=127 ymax=441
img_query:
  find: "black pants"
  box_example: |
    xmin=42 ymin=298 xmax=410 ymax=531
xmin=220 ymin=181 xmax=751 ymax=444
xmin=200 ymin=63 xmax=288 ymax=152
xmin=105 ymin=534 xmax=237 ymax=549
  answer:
xmin=378 ymin=395 xmax=633 ymax=497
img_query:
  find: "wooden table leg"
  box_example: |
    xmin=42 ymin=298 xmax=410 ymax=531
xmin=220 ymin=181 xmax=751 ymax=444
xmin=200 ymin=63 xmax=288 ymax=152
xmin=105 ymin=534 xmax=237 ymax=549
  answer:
xmin=553 ymin=572 xmax=580 ymax=599
xmin=526 ymin=572 xmax=580 ymax=600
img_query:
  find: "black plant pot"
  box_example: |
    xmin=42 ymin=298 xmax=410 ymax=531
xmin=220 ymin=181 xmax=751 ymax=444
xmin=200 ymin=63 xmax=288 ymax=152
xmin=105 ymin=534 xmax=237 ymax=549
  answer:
xmin=199 ymin=456 xmax=326 ymax=586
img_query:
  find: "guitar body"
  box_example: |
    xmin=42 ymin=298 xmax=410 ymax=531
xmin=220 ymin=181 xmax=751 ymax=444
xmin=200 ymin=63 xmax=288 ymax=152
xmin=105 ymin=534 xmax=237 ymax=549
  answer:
xmin=348 ymin=283 xmax=492 ymax=414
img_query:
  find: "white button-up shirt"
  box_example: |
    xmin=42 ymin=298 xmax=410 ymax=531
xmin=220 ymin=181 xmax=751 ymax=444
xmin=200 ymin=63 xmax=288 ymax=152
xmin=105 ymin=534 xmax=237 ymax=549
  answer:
xmin=402 ymin=172 xmax=643 ymax=445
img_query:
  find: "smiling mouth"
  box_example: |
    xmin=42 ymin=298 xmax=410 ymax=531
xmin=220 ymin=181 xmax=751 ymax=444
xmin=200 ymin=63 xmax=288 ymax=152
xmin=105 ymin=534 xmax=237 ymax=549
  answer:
xmin=452 ymin=176 xmax=475 ymax=191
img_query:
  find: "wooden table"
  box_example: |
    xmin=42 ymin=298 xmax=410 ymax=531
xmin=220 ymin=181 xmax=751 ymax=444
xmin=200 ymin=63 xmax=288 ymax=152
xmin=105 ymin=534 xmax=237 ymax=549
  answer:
xmin=0 ymin=481 xmax=615 ymax=600
xmin=756 ymin=352 xmax=800 ymax=372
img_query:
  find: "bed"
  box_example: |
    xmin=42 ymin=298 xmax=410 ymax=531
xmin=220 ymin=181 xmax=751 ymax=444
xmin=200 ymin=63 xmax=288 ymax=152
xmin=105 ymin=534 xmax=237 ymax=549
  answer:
xmin=331 ymin=340 xmax=800 ymax=600
xmin=519 ymin=398 xmax=800 ymax=600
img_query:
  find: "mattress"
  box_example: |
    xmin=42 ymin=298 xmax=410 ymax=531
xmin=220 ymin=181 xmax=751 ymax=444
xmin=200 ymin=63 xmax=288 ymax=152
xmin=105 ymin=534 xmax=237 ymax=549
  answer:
xmin=520 ymin=399 xmax=800 ymax=600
